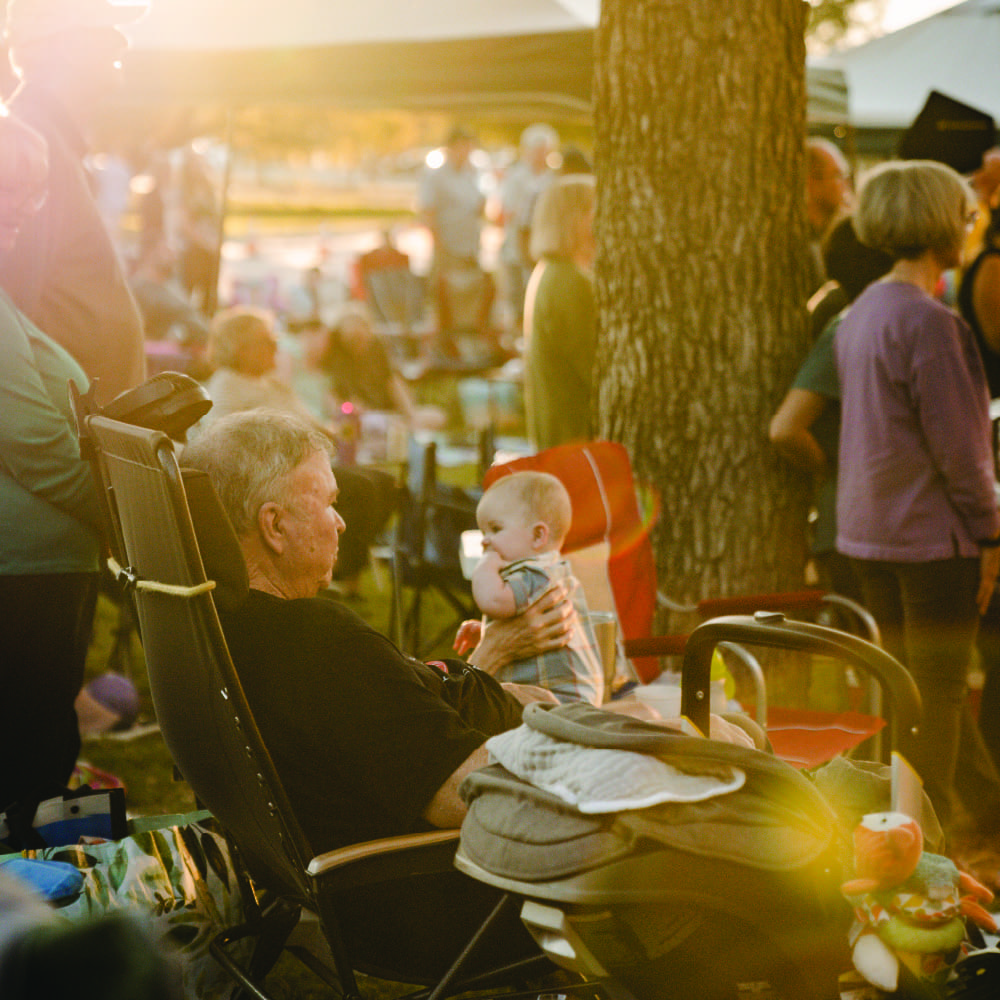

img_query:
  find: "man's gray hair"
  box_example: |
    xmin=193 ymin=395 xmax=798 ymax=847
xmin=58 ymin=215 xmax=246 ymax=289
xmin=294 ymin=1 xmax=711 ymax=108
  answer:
xmin=181 ymin=409 xmax=332 ymax=536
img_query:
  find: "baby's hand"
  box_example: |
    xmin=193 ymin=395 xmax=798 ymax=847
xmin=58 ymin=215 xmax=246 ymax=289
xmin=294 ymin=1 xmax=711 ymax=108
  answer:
xmin=453 ymin=619 xmax=482 ymax=656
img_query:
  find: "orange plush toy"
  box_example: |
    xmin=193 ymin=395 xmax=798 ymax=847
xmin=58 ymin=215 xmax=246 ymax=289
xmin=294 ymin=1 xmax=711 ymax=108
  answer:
xmin=841 ymin=812 xmax=997 ymax=992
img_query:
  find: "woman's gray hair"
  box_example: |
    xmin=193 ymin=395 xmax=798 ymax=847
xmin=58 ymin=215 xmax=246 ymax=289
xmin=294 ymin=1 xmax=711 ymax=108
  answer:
xmin=208 ymin=306 xmax=274 ymax=371
xmin=181 ymin=409 xmax=333 ymax=535
xmin=529 ymin=174 xmax=596 ymax=261
xmin=853 ymin=159 xmax=973 ymax=262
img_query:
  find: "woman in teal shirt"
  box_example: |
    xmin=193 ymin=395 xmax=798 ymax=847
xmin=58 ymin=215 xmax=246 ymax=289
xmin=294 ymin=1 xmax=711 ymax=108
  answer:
xmin=0 ymin=110 xmax=102 ymax=811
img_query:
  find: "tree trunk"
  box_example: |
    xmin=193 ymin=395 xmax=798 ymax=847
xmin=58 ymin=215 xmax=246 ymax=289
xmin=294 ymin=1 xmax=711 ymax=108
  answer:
xmin=594 ymin=0 xmax=815 ymax=615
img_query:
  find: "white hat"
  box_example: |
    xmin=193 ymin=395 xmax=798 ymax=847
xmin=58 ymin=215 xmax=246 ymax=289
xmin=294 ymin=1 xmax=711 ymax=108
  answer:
xmin=5 ymin=0 xmax=149 ymax=49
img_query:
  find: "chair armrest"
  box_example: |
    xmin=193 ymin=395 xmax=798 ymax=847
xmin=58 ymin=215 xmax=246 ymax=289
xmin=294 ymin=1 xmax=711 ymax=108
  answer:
xmin=695 ymin=589 xmax=828 ymax=619
xmin=622 ymin=633 xmax=688 ymax=658
xmin=307 ymin=829 xmax=461 ymax=891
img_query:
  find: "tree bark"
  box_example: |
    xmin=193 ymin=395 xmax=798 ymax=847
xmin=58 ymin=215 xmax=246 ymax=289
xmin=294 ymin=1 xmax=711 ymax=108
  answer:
xmin=594 ymin=0 xmax=815 ymax=614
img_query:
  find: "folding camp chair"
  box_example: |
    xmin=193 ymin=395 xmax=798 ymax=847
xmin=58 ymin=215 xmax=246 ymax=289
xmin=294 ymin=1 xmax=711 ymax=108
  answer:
xmin=359 ymin=247 xmax=432 ymax=367
xmin=72 ymin=373 xmax=214 ymax=686
xmin=72 ymin=405 xmax=562 ymax=1000
xmin=389 ymin=436 xmax=480 ymax=657
xmin=483 ymin=440 xmax=913 ymax=766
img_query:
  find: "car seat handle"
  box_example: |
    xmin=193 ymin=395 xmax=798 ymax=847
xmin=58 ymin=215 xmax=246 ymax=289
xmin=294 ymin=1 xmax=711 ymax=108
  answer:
xmin=680 ymin=613 xmax=921 ymax=749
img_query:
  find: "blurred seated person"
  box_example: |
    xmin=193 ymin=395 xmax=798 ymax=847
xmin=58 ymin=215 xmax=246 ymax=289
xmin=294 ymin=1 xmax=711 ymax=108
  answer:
xmin=321 ymin=303 xmax=445 ymax=430
xmin=129 ymin=238 xmax=210 ymax=380
xmin=203 ymin=306 xmax=322 ymax=429
xmin=201 ymin=306 xmax=396 ymax=598
xmin=180 ymin=409 xmax=755 ymax=980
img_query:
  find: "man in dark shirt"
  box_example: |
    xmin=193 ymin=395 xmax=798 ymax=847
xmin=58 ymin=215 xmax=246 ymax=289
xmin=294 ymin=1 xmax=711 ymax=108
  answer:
xmin=181 ymin=409 xmax=564 ymax=852
xmin=181 ymin=408 xmax=571 ymax=980
xmin=181 ymin=408 xmax=758 ymax=980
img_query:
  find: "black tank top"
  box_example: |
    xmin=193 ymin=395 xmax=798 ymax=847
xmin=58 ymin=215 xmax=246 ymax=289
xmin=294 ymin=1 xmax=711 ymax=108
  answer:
xmin=958 ymin=247 xmax=1000 ymax=399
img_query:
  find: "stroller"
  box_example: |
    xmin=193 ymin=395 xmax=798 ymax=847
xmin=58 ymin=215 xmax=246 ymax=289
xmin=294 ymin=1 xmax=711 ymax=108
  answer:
xmin=455 ymin=613 xmax=927 ymax=1000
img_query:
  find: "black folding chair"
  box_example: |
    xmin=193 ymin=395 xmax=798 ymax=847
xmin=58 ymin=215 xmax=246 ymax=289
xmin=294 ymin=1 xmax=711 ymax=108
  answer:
xmin=72 ymin=407 xmax=559 ymax=1000
xmin=389 ymin=436 xmax=480 ymax=658
xmin=363 ymin=263 xmax=430 ymax=366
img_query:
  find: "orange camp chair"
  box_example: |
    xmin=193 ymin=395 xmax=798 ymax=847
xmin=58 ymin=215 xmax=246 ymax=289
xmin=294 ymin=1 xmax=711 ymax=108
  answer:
xmin=483 ymin=440 xmax=909 ymax=767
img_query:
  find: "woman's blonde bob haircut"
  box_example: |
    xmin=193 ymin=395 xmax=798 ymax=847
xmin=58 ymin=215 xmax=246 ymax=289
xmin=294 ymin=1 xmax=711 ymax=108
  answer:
xmin=853 ymin=159 xmax=973 ymax=262
xmin=530 ymin=174 xmax=596 ymax=262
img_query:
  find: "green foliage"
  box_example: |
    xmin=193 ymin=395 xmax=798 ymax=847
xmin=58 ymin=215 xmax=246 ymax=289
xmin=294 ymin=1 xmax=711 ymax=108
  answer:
xmin=807 ymin=0 xmax=874 ymax=48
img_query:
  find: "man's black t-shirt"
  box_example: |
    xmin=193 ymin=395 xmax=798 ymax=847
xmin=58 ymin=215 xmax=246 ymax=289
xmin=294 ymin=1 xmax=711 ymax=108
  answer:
xmin=218 ymin=589 xmax=524 ymax=854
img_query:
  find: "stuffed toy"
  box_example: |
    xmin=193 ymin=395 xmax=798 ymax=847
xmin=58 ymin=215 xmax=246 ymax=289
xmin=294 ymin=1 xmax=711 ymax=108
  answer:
xmin=840 ymin=811 xmax=997 ymax=992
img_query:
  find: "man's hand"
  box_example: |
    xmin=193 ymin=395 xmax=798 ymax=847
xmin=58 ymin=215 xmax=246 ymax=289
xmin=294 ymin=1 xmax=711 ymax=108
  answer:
xmin=466 ymin=581 xmax=574 ymax=673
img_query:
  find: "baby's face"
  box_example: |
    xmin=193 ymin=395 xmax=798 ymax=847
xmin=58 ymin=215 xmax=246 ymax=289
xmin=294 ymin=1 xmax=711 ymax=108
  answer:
xmin=477 ymin=494 xmax=540 ymax=563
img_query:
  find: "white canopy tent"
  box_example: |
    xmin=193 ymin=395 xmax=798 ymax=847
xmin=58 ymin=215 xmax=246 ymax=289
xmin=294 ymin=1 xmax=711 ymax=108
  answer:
xmin=120 ymin=0 xmax=847 ymax=123
xmin=817 ymin=0 xmax=1000 ymax=130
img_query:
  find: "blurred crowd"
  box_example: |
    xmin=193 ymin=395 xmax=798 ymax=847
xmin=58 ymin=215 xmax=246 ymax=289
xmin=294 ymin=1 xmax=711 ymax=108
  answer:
xmin=5 ymin=0 xmax=1000 ymax=990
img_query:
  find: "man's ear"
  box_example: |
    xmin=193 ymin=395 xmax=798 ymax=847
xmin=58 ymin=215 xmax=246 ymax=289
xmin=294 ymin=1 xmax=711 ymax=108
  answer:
xmin=531 ymin=521 xmax=550 ymax=550
xmin=257 ymin=501 xmax=286 ymax=555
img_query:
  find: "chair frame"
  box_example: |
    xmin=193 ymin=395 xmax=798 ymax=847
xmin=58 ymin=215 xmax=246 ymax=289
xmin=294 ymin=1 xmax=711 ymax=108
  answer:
xmin=390 ymin=437 xmax=480 ymax=657
xmin=74 ymin=410 xmax=566 ymax=1000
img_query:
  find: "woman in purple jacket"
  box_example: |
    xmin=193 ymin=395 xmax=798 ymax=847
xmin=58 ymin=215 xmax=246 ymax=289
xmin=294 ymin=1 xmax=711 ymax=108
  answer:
xmin=836 ymin=160 xmax=1000 ymax=845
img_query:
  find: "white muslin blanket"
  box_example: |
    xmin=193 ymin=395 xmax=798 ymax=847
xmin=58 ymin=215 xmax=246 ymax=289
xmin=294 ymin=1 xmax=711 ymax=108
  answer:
xmin=486 ymin=725 xmax=746 ymax=814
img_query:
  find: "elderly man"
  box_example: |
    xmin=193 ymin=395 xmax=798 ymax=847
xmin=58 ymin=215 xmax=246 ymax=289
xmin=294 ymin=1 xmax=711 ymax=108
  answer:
xmin=181 ymin=410 xmax=573 ymax=850
xmin=0 ymin=0 xmax=147 ymax=405
xmin=183 ymin=409 xmax=755 ymax=840
xmin=181 ymin=408 xmax=757 ymax=977
xmin=181 ymin=408 xmax=577 ymax=978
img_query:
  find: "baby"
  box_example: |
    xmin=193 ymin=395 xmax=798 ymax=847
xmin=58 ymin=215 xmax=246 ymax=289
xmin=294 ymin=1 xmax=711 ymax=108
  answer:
xmin=471 ymin=471 xmax=605 ymax=705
